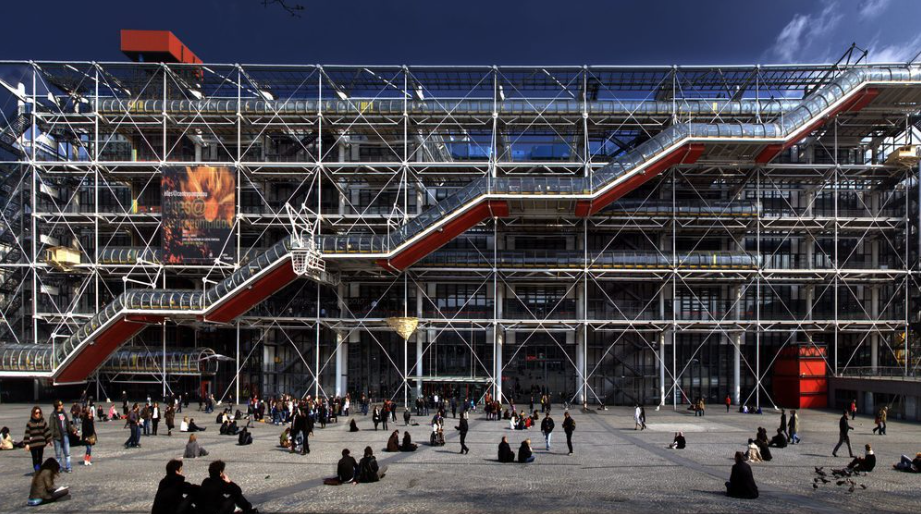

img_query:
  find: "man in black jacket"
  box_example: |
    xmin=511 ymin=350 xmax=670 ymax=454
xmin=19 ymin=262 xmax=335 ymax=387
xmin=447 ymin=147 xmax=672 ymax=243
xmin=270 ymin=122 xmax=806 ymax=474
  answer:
xmin=498 ymin=436 xmax=515 ymax=462
xmin=152 ymin=459 xmax=200 ymax=514
xmin=562 ymin=411 xmax=576 ymax=455
xmin=457 ymin=413 xmax=469 ymax=454
xmin=337 ymin=448 xmax=358 ymax=483
xmin=832 ymin=410 xmax=855 ymax=458
xmin=290 ymin=407 xmax=309 ymax=455
xmin=540 ymin=413 xmax=555 ymax=452
xmin=198 ymin=460 xmax=258 ymax=514
xmin=725 ymin=451 xmax=759 ymax=499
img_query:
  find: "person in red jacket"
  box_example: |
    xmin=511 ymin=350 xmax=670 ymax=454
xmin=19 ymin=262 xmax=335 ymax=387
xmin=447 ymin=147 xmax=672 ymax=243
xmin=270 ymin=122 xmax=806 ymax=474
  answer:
xmin=725 ymin=395 xmax=732 ymax=413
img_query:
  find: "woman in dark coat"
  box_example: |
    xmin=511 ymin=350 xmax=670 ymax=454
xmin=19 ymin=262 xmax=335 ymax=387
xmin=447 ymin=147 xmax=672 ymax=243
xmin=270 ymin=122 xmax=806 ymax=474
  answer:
xmin=385 ymin=430 xmax=400 ymax=452
xmin=518 ymin=439 xmax=535 ymax=463
xmin=726 ymin=451 xmax=759 ymax=499
xmin=349 ymin=418 xmax=360 ymax=432
xmin=498 ymin=436 xmax=515 ymax=462
xmin=400 ymin=431 xmax=417 ymax=451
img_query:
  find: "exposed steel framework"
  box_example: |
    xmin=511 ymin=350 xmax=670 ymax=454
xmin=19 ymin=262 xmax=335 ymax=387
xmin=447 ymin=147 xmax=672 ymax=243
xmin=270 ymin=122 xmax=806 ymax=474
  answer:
xmin=0 ymin=59 xmax=920 ymax=412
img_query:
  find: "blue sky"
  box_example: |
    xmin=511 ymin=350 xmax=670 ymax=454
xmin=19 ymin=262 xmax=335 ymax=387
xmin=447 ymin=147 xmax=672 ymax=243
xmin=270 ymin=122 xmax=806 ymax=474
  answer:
xmin=2 ymin=0 xmax=921 ymax=64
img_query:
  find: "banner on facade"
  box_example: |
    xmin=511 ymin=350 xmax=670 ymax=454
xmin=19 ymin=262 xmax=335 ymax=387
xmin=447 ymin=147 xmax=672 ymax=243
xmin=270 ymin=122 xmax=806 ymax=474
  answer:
xmin=161 ymin=165 xmax=235 ymax=264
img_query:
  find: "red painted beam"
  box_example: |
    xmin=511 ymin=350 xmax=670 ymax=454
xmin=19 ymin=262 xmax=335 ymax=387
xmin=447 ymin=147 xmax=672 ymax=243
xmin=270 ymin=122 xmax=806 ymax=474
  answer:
xmin=55 ymin=315 xmax=162 ymax=383
xmin=756 ymin=86 xmax=880 ymax=164
xmin=380 ymin=200 xmax=509 ymax=272
xmin=576 ymin=144 xmax=702 ymax=218
xmin=121 ymin=30 xmax=202 ymax=64
xmin=205 ymin=262 xmax=299 ymax=323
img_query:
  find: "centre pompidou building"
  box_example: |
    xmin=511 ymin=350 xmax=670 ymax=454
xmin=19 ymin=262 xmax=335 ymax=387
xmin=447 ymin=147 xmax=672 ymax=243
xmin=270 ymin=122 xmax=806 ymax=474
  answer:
xmin=1 ymin=33 xmax=920 ymax=413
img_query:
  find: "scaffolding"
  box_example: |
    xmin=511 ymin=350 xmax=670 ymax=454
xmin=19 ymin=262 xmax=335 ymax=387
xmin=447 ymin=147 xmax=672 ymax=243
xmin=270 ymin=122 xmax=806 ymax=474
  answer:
xmin=0 ymin=60 xmax=919 ymax=413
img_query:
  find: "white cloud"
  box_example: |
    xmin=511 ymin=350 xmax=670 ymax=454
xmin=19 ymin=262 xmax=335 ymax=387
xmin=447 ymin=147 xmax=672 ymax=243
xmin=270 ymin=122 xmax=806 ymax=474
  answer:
xmin=858 ymin=0 xmax=891 ymax=19
xmin=869 ymin=34 xmax=921 ymax=62
xmin=769 ymin=1 xmax=843 ymax=62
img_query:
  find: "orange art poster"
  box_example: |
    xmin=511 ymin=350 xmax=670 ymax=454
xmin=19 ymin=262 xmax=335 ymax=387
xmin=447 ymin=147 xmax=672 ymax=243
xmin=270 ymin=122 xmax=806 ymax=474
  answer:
xmin=161 ymin=166 xmax=235 ymax=264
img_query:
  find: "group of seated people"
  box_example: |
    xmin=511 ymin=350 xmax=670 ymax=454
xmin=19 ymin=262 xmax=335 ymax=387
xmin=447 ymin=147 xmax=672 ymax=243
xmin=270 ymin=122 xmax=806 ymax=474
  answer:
xmin=180 ymin=416 xmax=206 ymax=433
xmin=509 ymin=410 xmax=539 ymax=431
xmin=497 ymin=437 xmax=535 ymax=463
xmin=334 ymin=447 xmax=387 ymax=484
xmin=738 ymin=405 xmax=763 ymax=415
xmin=385 ymin=430 xmax=418 ymax=452
xmin=745 ymin=427 xmax=774 ymax=462
xmin=152 ymin=459 xmax=259 ymax=514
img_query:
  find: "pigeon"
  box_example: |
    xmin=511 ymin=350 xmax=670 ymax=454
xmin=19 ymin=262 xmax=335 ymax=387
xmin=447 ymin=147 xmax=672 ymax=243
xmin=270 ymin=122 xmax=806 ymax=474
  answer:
xmin=836 ymin=480 xmax=846 ymax=486
xmin=820 ymin=478 xmax=830 ymax=484
xmin=847 ymin=484 xmax=855 ymax=493
xmin=860 ymin=484 xmax=867 ymax=490
xmin=813 ymin=483 xmax=819 ymax=489
xmin=815 ymin=467 xmax=826 ymax=476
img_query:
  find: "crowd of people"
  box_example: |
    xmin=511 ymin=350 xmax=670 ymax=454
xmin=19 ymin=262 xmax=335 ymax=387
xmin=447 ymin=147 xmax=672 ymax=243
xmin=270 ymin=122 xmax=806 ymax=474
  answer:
xmin=3 ymin=389 xmax=919 ymax=509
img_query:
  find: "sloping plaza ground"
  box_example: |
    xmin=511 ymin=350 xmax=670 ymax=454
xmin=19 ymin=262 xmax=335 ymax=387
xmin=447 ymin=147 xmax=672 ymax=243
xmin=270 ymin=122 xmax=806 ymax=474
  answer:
xmin=0 ymin=402 xmax=918 ymax=513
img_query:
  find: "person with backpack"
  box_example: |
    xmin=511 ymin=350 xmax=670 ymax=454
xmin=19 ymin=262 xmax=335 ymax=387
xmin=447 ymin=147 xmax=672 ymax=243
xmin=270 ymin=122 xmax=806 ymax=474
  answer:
xmin=358 ymin=446 xmax=387 ymax=482
xmin=562 ymin=411 xmax=576 ymax=455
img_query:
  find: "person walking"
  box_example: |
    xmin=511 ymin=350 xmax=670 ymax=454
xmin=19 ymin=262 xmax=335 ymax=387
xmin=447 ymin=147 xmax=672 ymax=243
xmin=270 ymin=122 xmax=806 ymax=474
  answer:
xmin=48 ymin=401 xmax=72 ymax=473
xmin=457 ymin=412 xmax=469 ymax=454
xmin=165 ymin=404 xmax=176 ymax=436
xmin=562 ymin=411 xmax=576 ymax=455
xmin=725 ymin=394 xmax=731 ymax=412
xmin=125 ymin=404 xmax=141 ymax=448
xmin=634 ymin=405 xmax=643 ymax=429
xmin=878 ymin=406 xmax=887 ymax=436
xmin=778 ymin=409 xmax=788 ymax=441
xmin=372 ymin=406 xmax=381 ymax=431
xmin=151 ymin=402 xmax=161 ymax=436
xmin=849 ymin=400 xmax=857 ymax=420
xmin=403 ymin=408 xmax=411 ymax=426
xmin=81 ymin=407 xmax=96 ymax=466
xmin=832 ymin=410 xmax=855 ymax=458
xmin=541 ymin=412 xmax=555 ymax=451
xmin=787 ymin=410 xmax=800 ymax=444
xmin=24 ymin=406 xmax=52 ymax=474
xmin=639 ymin=407 xmax=647 ymax=430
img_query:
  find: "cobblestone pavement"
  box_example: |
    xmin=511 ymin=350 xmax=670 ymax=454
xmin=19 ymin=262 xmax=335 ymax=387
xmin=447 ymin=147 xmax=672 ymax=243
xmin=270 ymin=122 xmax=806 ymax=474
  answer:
xmin=0 ymin=403 xmax=918 ymax=513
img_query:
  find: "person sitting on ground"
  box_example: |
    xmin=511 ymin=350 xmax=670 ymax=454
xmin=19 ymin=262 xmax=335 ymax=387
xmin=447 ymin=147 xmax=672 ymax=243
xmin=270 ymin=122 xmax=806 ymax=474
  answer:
xmin=279 ymin=427 xmax=291 ymax=448
xmin=745 ymin=439 xmax=762 ymax=463
xmin=238 ymin=427 xmax=253 ymax=446
xmin=349 ymin=419 xmax=359 ymax=432
xmin=846 ymin=444 xmax=876 ymax=472
xmin=430 ymin=425 xmax=445 ymax=446
xmin=337 ymin=449 xmax=358 ymax=483
xmin=385 ymin=430 xmax=400 ymax=452
xmin=754 ymin=438 xmax=772 ymax=462
xmin=1 ymin=426 xmax=22 ymax=450
xmin=768 ymin=428 xmax=788 ymax=448
xmin=726 ymin=451 xmax=759 ymax=499
xmin=198 ymin=460 xmax=259 ymax=514
xmin=400 ymin=431 xmax=417 ymax=452
xmin=358 ymin=446 xmax=387 ymax=483
xmin=668 ymin=432 xmax=686 ymax=450
xmin=108 ymin=404 xmax=118 ymax=421
xmin=183 ymin=434 xmax=209 ymax=459
xmin=152 ymin=459 xmax=200 ymax=514
xmin=756 ymin=427 xmax=768 ymax=445
xmin=498 ymin=436 xmax=516 ymax=462
xmin=220 ymin=419 xmax=240 ymax=436
xmin=503 ymin=409 xmax=510 ymax=420
xmin=27 ymin=458 xmax=70 ymax=506
xmin=518 ymin=439 xmax=535 ymax=463
xmin=893 ymin=452 xmax=921 ymax=472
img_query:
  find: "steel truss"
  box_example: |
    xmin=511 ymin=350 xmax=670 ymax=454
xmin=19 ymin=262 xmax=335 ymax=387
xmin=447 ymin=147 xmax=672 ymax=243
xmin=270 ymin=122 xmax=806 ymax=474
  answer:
xmin=0 ymin=60 xmax=919 ymax=407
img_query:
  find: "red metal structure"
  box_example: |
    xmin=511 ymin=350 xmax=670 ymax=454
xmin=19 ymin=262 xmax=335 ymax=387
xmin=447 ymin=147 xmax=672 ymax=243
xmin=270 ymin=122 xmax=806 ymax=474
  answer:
xmin=772 ymin=346 xmax=828 ymax=409
xmin=120 ymin=30 xmax=202 ymax=64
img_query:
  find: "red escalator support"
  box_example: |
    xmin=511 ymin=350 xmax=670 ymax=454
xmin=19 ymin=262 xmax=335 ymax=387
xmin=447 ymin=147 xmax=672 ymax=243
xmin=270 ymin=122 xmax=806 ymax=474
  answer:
xmin=575 ymin=143 xmax=704 ymax=217
xmin=378 ymin=200 xmax=509 ymax=272
xmin=772 ymin=346 xmax=828 ymax=409
xmin=204 ymin=262 xmax=299 ymax=323
xmin=55 ymin=315 xmax=164 ymax=384
xmin=755 ymin=87 xmax=880 ymax=164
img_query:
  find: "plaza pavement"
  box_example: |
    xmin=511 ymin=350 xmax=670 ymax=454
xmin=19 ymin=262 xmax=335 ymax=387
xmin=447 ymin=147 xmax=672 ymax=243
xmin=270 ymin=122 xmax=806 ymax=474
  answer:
xmin=0 ymin=402 xmax=918 ymax=513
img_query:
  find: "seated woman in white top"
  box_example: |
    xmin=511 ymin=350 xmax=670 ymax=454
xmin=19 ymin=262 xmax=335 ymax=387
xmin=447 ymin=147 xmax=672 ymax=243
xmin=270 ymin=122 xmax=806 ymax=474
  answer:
xmin=180 ymin=417 xmax=190 ymax=432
